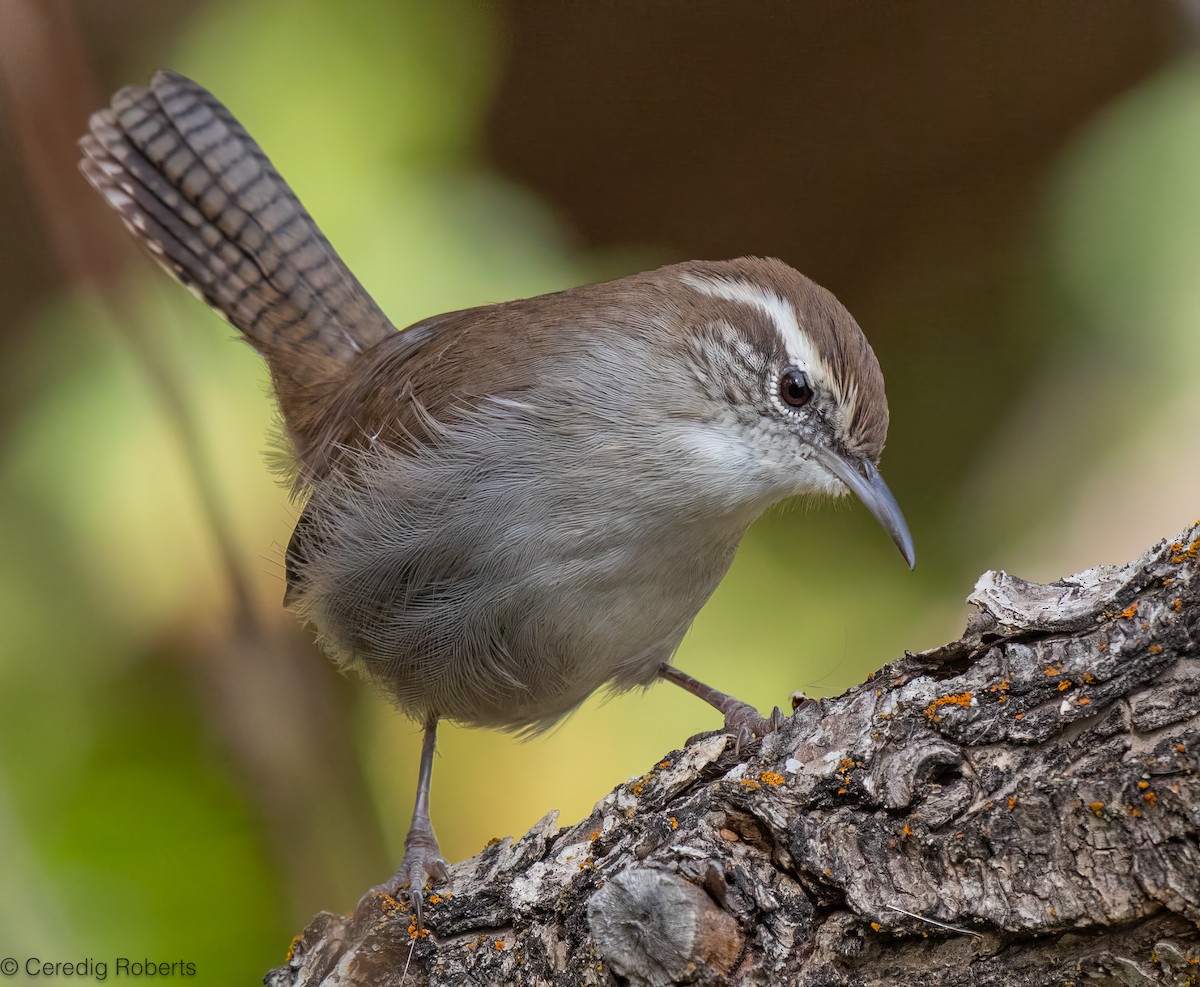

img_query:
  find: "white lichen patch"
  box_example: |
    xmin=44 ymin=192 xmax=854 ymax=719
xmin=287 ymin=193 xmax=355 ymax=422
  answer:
xmin=510 ymin=838 xmax=592 ymax=912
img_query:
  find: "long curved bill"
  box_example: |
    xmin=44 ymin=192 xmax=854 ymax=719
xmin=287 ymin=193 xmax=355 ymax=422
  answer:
xmin=813 ymin=449 xmax=915 ymax=569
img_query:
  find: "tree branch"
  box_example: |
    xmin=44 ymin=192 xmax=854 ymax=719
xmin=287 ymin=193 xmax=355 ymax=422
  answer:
xmin=266 ymin=523 xmax=1200 ymax=986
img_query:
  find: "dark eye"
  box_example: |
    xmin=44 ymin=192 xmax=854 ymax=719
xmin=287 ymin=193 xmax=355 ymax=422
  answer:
xmin=780 ymin=367 xmax=814 ymax=408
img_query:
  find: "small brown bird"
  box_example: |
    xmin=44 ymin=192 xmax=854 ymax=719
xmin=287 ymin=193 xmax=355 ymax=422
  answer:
xmin=79 ymin=71 xmax=913 ymax=915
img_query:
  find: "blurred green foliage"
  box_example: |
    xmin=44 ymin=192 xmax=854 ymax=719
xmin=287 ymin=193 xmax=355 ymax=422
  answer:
xmin=1 ymin=2 xmax=1198 ymax=980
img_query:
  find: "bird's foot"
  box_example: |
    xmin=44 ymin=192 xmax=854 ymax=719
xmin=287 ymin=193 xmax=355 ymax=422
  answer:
xmin=359 ymin=827 xmax=450 ymax=928
xmin=658 ymin=665 xmax=786 ymax=754
xmin=722 ymin=700 xmax=785 ymax=754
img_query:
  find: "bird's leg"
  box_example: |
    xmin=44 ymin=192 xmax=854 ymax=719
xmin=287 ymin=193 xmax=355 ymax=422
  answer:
xmin=659 ymin=664 xmax=784 ymax=752
xmin=361 ymin=718 xmax=450 ymax=925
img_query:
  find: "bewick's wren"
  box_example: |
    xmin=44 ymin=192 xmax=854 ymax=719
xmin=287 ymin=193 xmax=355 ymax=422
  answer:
xmin=80 ymin=72 xmax=914 ymax=914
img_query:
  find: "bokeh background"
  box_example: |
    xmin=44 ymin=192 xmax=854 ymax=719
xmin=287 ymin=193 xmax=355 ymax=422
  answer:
xmin=2 ymin=1 xmax=1199 ymax=980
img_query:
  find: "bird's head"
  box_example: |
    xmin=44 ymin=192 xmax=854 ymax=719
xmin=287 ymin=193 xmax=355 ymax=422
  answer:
xmin=663 ymin=257 xmax=914 ymax=568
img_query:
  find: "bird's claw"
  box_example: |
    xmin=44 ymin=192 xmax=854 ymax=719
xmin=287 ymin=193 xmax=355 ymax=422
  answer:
xmin=358 ymin=830 xmax=450 ymax=928
xmin=725 ymin=703 xmax=784 ymax=755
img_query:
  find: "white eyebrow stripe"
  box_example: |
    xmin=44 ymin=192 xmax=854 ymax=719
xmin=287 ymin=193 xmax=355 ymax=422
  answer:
xmin=680 ymin=271 xmax=837 ymax=382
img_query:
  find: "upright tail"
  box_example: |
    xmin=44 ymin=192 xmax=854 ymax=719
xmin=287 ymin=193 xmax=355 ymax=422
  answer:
xmin=78 ymin=70 xmax=396 ymax=433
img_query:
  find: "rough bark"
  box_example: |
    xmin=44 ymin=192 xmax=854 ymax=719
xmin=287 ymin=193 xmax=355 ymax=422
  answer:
xmin=265 ymin=523 xmax=1200 ymax=986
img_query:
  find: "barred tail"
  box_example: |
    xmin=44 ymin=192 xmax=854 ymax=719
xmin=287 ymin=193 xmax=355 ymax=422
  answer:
xmin=78 ymin=70 xmax=395 ymax=421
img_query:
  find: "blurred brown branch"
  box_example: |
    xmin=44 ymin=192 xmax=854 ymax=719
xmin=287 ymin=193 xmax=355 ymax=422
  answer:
xmin=270 ymin=523 xmax=1200 ymax=986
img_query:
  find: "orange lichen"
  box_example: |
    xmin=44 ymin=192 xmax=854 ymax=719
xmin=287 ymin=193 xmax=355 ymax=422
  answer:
xmin=1043 ymin=664 xmax=1062 ymax=677
xmin=1137 ymin=780 xmax=1150 ymax=790
xmin=902 ymin=822 xmax=913 ymax=837
xmin=1089 ymin=802 xmax=1104 ymax=817
xmin=837 ymin=788 xmax=848 ymax=795
xmin=1083 ymin=673 xmax=1096 ymax=684
xmin=1170 ymin=539 xmax=1199 ymax=563
xmin=407 ymin=920 xmax=430 ymax=941
xmin=1177 ymin=743 xmax=1187 ymax=753
xmin=1149 ymin=645 xmax=1163 ymax=655
xmin=1014 ymin=712 xmax=1024 ymax=720
xmin=1058 ymin=681 xmax=1072 ymax=692
xmin=285 ymin=934 xmax=302 ymax=963
xmin=657 ymin=760 xmax=672 ymax=770
xmin=1173 ymin=599 xmax=1183 ymax=613
xmin=494 ymin=940 xmax=506 ymax=951
xmin=990 ymin=680 xmax=1011 ymax=693
xmin=760 ymin=771 xmax=785 ymax=786
xmin=588 ymin=829 xmax=601 ymax=841
xmin=1143 ymin=791 xmax=1157 ymax=808
xmin=870 ymin=922 xmax=882 ymax=932
xmin=1078 ymin=698 xmax=1091 ymax=706
xmin=669 ymin=816 xmax=678 ymax=830
xmin=824 ymin=867 xmax=832 ymax=877
xmin=428 ymin=894 xmax=443 ymax=905
xmin=740 ymin=778 xmax=761 ymax=791
xmin=924 ymin=692 xmax=973 ymax=722
xmin=1119 ymin=604 xmax=1139 ymax=620
xmin=1008 ymin=796 xmax=1017 ymax=810
xmin=719 ymin=828 xmax=739 ymax=842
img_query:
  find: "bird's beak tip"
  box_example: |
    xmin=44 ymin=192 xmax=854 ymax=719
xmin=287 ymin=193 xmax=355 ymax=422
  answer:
xmin=814 ymin=450 xmax=915 ymax=571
